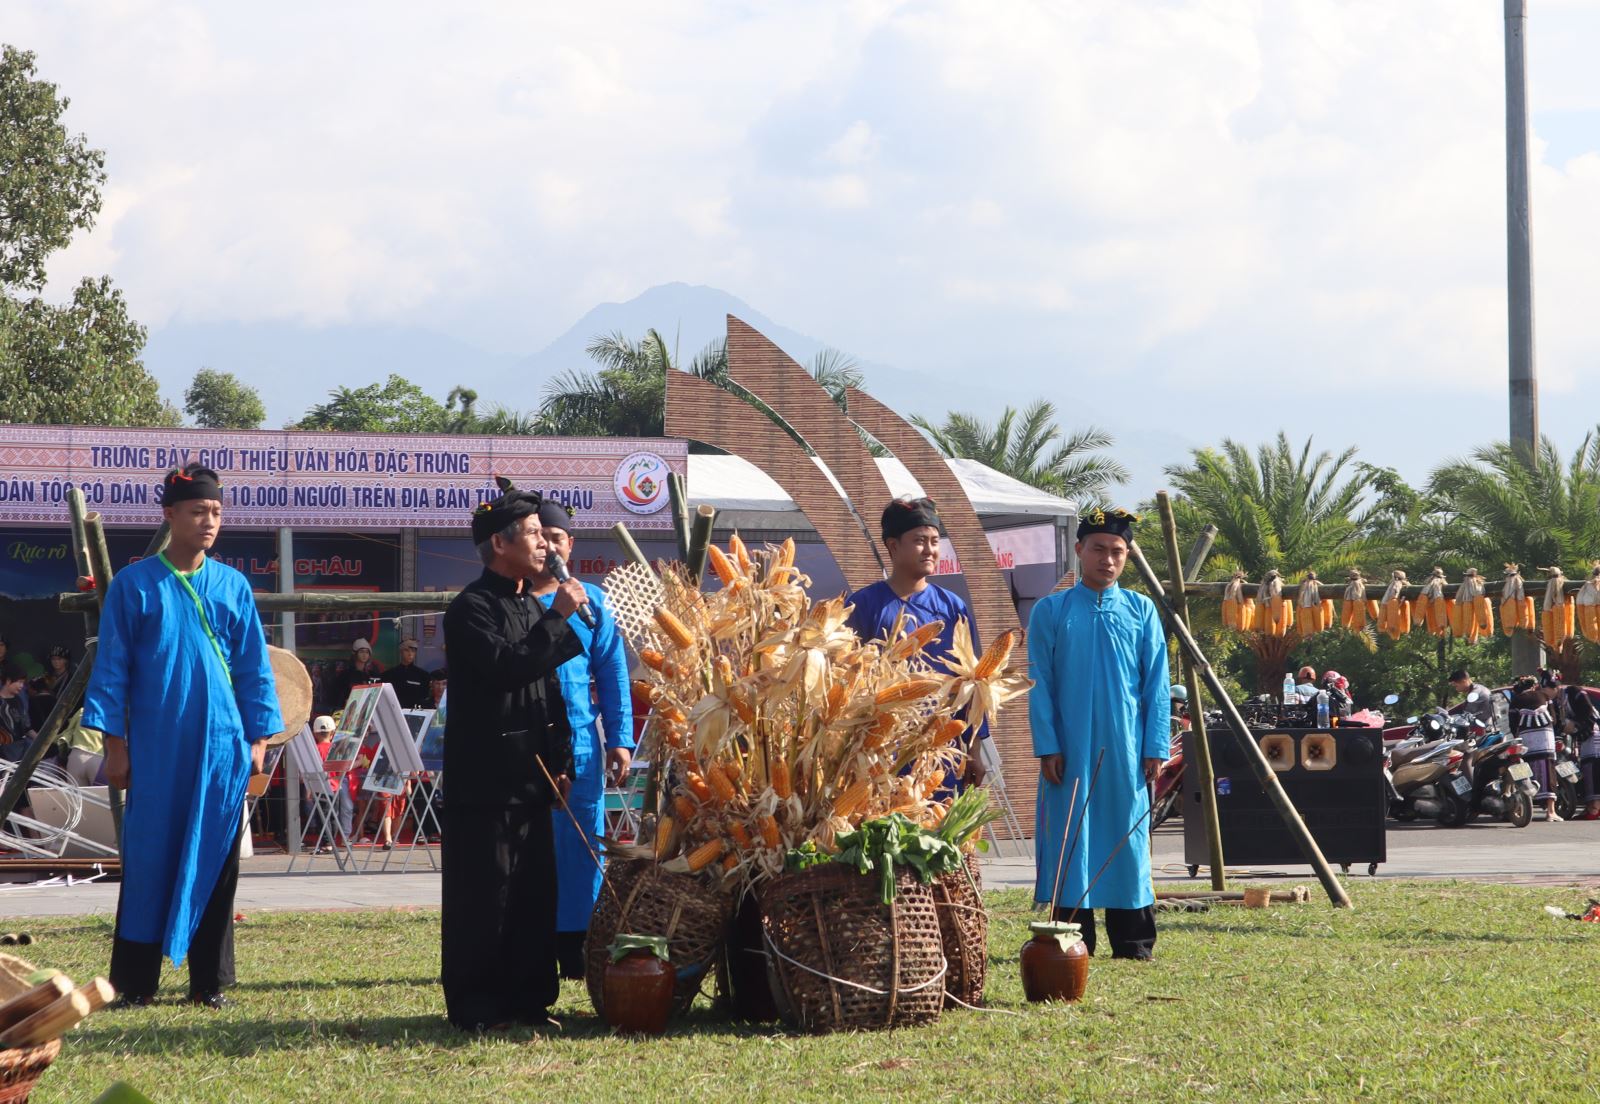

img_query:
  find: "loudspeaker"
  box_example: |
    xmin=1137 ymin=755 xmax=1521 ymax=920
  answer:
xmin=1182 ymin=727 xmax=1386 ymax=869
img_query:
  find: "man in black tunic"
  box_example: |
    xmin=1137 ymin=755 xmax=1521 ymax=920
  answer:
xmin=380 ymin=638 xmax=432 ymax=709
xmin=441 ymin=480 xmax=590 ymax=1031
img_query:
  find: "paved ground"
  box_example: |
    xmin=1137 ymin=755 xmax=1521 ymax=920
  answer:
xmin=1 ymin=816 xmax=1595 ymax=920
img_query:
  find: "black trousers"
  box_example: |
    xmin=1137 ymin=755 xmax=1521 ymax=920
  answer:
xmin=110 ymin=830 xmax=240 ymax=999
xmin=441 ymin=803 xmax=559 ymax=1029
xmin=1053 ymin=905 xmax=1157 ymax=960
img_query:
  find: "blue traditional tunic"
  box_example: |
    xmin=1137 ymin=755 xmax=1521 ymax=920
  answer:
xmin=1028 ymin=582 xmax=1169 ymax=911
xmin=536 ymin=582 xmax=633 ymax=933
xmin=847 ymin=578 xmax=988 ymax=792
xmin=82 ymin=555 xmax=281 ymax=964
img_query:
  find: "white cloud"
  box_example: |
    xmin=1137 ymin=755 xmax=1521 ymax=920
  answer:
xmin=9 ymin=0 xmax=1600 ymax=485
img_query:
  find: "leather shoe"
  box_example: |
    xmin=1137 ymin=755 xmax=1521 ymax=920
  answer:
xmin=188 ymin=991 xmax=231 ymax=1010
xmin=112 ymin=993 xmax=153 ymax=1010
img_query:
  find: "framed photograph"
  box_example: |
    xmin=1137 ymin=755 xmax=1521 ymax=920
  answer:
xmin=338 ymin=683 xmax=383 ymax=742
xmin=418 ymin=692 xmax=445 ymax=770
xmin=360 ymin=740 xmax=407 ymax=795
xmin=324 ymin=732 xmax=361 ymax=768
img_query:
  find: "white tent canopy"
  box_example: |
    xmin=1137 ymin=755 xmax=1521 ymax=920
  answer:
xmin=686 ymin=454 xmax=1075 ymax=530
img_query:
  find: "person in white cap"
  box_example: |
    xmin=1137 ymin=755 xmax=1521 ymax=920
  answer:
xmin=303 ymin=715 xmax=354 ymax=846
xmin=380 ymin=637 xmax=432 ymax=709
xmin=328 ymin=637 xmax=382 ymax=709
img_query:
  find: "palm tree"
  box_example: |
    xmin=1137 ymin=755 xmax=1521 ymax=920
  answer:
xmin=911 ymin=401 xmax=1128 ymax=503
xmin=475 ymin=403 xmax=545 ymax=436
xmin=1425 ymin=429 xmax=1600 ymax=680
xmin=1164 ymin=433 xmax=1403 ymax=691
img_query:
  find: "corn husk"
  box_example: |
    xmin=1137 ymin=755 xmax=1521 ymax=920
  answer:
xmin=1541 ymin=567 xmax=1574 ymax=647
xmin=1577 ymin=566 xmax=1600 ymax=644
xmin=1378 ymin=570 xmax=1411 ymax=640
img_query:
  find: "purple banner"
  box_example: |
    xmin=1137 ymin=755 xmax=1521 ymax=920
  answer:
xmin=0 ymin=425 xmax=684 ymax=530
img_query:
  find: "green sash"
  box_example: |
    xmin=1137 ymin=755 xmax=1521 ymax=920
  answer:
xmin=159 ymin=553 xmax=233 ymax=687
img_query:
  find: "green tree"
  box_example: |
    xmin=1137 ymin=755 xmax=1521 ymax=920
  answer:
xmin=0 ymin=276 xmax=178 ymax=426
xmin=1163 ymin=433 xmax=1406 ymax=692
xmin=911 ymin=401 xmax=1128 ymax=502
xmin=293 ymin=374 xmax=454 ymax=433
xmin=0 ymin=46 xmax=173 ymax=427
xmin=0 ymin=46 xmax=105 ymax=291
xmin=1424 ymin=430 xmax=1600 ymax=681
xmin=184 ymin=367 xmax=265 ymax=429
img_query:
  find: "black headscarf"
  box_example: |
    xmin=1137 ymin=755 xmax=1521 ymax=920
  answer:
xmin=536 ymin=499 xmax=574 ymax=532
xmin=1076 ymin=506 xmax=1138 ymax=544
xmin=163 ymin=464 xmax=223 ymax=504
xmin=882 ymin=496 xmax=940 ymax=541
xmin=471 ymin=476 xmax=545 ymax=544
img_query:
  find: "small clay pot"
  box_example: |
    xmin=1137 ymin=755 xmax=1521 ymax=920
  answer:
xmin=603 ymin=948 xmax=675 ymax=1034
xmin=1020 ymin=921 xmax=1088 ymax=1003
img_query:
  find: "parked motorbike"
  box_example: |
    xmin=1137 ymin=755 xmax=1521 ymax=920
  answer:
xmin=1553 ymin=738 xmax=1583 ymax=820
xmin=1387 ymin=709 xmax=1471 ymax=824
xmin=1451 ymin=729 xmax=1535 ymax=828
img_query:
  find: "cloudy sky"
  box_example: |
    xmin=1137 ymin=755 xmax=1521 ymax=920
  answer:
xmin=12 ymin=1 xmax=1600 ymax=492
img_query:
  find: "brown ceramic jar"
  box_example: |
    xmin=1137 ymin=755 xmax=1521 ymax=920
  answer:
xmin=1020 ymin=920 xmax=1088 ymax=1003
xmin=603 ymin=942 xmax=675 ymax=1034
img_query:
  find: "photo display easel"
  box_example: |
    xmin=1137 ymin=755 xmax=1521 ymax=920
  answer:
xmin=340 ymin=682 xmax=438 ymax=872
xmin=285 ymin=724 xmax=356 ymax=871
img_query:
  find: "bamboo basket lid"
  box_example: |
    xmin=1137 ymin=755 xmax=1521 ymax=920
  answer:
xmin=265 ymin=646 xmax=313 ymax=747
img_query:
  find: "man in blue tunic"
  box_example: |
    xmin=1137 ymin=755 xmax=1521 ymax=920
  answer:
xmin=525 ymin=500 xmax=634 ymax=979
xmin=846 ymin=496 xmax=987 ymax=788
xmin=84 ymin=464 xmax=282 ymax=1006
xmin=1029 ymin=508 xmax=1169 ymax=960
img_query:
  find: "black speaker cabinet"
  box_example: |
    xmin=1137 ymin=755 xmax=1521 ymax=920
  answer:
xmin=1181 ymin=726 xmax=1387 ymax=873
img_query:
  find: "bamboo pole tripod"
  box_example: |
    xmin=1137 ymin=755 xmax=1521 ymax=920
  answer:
xmin=1128 ymin=540 xmax=1352 ymax=909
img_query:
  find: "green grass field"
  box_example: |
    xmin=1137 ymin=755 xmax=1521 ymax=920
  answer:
xmin=12 ymin=882 xmax=1598 ymax=1103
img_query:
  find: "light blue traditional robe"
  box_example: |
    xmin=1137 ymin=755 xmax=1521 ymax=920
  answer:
xmin=82 ymin=555 xmax=281 ymax=964
xmin=1029 ymin=582 xmax=1169 ymax=911
xmin=537 ymin=582 xmax=633 ymax=933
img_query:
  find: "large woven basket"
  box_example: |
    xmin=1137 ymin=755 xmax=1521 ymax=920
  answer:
xmin=585 ymin=859 xmax=732 ymax=1018
xmin=0 ymin=954 xmax=62 ymax=1104
xmin=758 ymin=863 xmax=947 ymax=1033
xmin=931 ymin=853 xmax=987 ymax=1009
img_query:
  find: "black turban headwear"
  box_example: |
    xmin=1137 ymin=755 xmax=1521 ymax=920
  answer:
xmin=536 ymin=499 xmax=574 ymax=532
xmin=163 ymin=464 xmax=223 ymax=504
xmin=1075 ymin=506 xmax=1138 ymax=545
xmin=471 ymin=476 xmax=545 ymax=544
xmin=882 ymin=496 xmax=941 ymax=541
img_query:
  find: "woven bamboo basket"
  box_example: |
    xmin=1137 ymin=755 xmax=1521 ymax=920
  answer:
xmin=930 ymin=854 xmax=987 ymax=1009
xmin=758 ymin=863 xmax=947 ymax=1033
xmin=585 ymin=859 xmax=732 ymax=1018
xmin=0 ymin=954 xmax=62 ymax=1104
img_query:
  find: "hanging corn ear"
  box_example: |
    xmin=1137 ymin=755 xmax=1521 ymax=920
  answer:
xmin=888 ymin=620 xmax=946 ymax=660
xmin=1239 ymin=596 xmax=1259 ymax=631
xmin=875 ymin=678 xmax=943 ymax=705
xmin=707 ymin=544 xmax=739 ymax=586
xmin=654 ymin=816 xmax=677 ymax=859
xmin=1295 ymin=572 xmax=1324 ymax=639
xmin=1379 ymin=571 xmax=1410 ymax=640
xmin=705 ymin=763 xmax=738 ymax=806
xmin=1452 ymin=569 xmax=1490 ymax=644
xmin=727 ymin=820 xmax=753 ymax=849
xmin=1341 ymin=570 xmax=1369 ymax=632
xmin=1222 ymin=572 xmax=1247 ymax=631
xmin=729 ymin=532 xmax=752 ymax=571
xmin=1542 ymin=568 xmax=1571 ymax=647
xmin=768 ymin=760 xmax=793 ymax=801
xmin=685 ymin=839 xmax=726 ymax=872
xmin=1576 ymin=566 xmax=1600 ymax=643
xmin=1321 ymin=597 xmax=1335 ymax=630
xmin=830 ymin=777 xmax=873 ymax=820
xmin=1255 ymin=570 xmax=1286 ymax=637
xmin=1416 ymin=568 xmax=1449 ymax=636
xmin=974 ymin=630 xmax=1018 ymax=678
xmin=653 ymin=607 xmax=697 ymax=650
xmin=757 ymin=814 xmax=781 ymax=850
xmin=1500 ymin=565 xmax=1528 ymax=635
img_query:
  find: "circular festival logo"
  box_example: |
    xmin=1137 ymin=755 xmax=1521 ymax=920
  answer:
xmin=614 ymin=452 xmax=670 ymax=514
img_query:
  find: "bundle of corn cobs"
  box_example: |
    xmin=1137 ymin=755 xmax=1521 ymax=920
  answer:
xmin=603 ymin=535 xmax=1031 ymax=895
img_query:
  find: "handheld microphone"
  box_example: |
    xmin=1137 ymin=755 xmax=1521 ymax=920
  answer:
xmin=547 ymin=552 xmax=597 ymax=629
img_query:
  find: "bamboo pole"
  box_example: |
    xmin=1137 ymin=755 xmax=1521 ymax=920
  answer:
xmin=666 ymin=472 xmax=692 ymax=563
xmin=141 ymin=520 xmax=171 ymax=560
xmin=1157 ymin=493 xmax=1225 ymax=891
xmin=1127 ymin=540 xmax=1352 ymax=909
xmin=685 ymin=504 xmax=717 ymax=585
xmin=1183 ymin=577 xmax=1572 ymax=600
xmin=1181 ymin=524 xmax=1218 ymax=583
xmin=610 ymin=522 xmax=652 ymax=570
xmin=82 ymin=516 xmax=123 ymax=847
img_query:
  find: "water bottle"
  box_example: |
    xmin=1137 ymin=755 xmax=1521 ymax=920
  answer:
xmin=1282 ymin=672 xmax=1296 ymax=706
xmin=1316 ymin=691 xmax=1331 ymax=729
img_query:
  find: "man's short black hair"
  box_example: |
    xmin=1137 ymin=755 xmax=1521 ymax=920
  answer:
xmin=0 ymin=661 xmax=24 ymax=683
xmin=1448 ymin=670 xmax=1470 ymax=683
